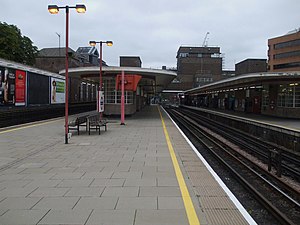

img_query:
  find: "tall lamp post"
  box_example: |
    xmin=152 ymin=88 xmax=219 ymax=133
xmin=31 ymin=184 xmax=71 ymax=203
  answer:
xmin=48 ymin=4 xmax=86 ymax=144
xmin=89 ymin=40 xmax=113 ymax=119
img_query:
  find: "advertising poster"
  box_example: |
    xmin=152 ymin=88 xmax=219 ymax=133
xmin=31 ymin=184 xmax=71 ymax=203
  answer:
xmin=15 ymin=70 xmax=26 ymax=106
xmin=1 ymin=68 xmax=16 ymax=105
xmin=0 ymin=67 xmax=4 ymax=105
xmin=51 ymin=77 xmax=65 ymax=104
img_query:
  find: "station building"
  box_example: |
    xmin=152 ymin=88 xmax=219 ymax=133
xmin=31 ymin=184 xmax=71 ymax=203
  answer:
xmin=0 ymin=56 xmax=177 ymax=117
xmin=62 ymin=65 xmax=176 ymax=115
xmin=183 ymin=72 xmax=300 ymax=119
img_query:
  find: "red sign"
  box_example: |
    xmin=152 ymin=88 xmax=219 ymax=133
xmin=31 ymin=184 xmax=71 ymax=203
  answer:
xmin=15 ymin=70 xmax=26 ymax=105
xmin=116 ymin=74 xmax=142 ymax=91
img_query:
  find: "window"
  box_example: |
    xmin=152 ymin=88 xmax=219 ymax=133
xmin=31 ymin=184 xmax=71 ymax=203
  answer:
xmin=104 ymin=78 xmax=134 ymax=104
xmin=274 ymin=51 xmax=300 ymax=59
xmin=179 ymin=53 xmax=189 ymax=58
xmin=196 ymin=77 xmax=213 ymax=83
xmin=277 ymin=84 xmax=300 ymax=108
xmin=211 ymin=53 xmax=221 ymax=58
xmin=274 ymin=39 xmax=300 ymax=49
xmin=274 ymin=62 xmax=300 ymax=70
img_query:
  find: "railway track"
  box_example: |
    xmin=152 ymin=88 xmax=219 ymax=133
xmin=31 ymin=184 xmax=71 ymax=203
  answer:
xmin=165 ymin=106 xmax=300 ymax=225
xmin=178 ymin=107 xmax=300 ymax=181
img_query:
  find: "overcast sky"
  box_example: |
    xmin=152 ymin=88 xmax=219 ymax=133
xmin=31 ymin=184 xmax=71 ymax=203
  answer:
xmin=1 ymin=0 xmax=300 ymax=69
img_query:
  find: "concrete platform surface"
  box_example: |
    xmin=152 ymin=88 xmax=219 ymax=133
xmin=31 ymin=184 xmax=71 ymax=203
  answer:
xmin=0 ymin=106 xmax=254 ymax=225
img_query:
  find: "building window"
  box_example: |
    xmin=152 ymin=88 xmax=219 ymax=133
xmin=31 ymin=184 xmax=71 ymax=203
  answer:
xmin=274 ymin=51 xmax=300 ymax=59
xmin=179 ymin=53 xmax=189 ymax=58
xmin=196 ymin=77 xmax=213 ymax=82
xmin=104 ymin=78 xmax=134 ymax=104
xmin=274 ymin=39 xmax=300 ymax=49
xmin=295 ymin=85 xmax=300 ymax=107
xmin=277 ymin=84 xmax=300 ymax=108
xmin=274 ymin=62 xmax=300 ymax=70
xmin=211 ymin=53 xmax=221 ymax=58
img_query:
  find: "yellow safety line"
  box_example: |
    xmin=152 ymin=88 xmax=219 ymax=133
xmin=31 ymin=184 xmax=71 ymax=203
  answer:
xmin=158 ymin=106 xmax=200 ymax=225
xmin=0 ymin=120 xmax=57 ymax=135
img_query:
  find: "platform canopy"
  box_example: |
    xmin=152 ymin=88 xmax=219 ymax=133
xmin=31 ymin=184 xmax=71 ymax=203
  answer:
xmin=185 ymin=71 xmax=300 ymax=94
xmin=59 ymin=66 xmax=177 ymax=94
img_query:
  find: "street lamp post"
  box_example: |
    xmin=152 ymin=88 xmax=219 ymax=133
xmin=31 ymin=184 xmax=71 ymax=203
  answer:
xmin=48 ymin=4 xmax=86 ymax=144
xmin=89 ymin=40 xmax=113 ymax=120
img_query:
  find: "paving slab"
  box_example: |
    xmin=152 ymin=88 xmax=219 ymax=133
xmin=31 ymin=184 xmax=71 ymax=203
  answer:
xmin=73 ymin=196 xmax=118 ymax=210
xmin=0 ymin=209 xmax=49 ymax=225
xmin=38 ymin=209 xmax=92 ymax=225
xmin=135 ymin=209 xmax=189 ymax=225
xmin=116 ymin=197 xmax=157 ymax=209
xmin=31 ymin=197 xmax=80 ymax=210
xmin=85 ymin=209 xmax=135 ymax=225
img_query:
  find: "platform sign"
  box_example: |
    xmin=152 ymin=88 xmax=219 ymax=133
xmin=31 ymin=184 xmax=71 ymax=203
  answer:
xmin=15 ymin=70 xmax=26 ymax=106
xmin=51 ymin=77 xmax=65 ymax=104
xmin=116 ymin=74 xmax=142 ymax=91
xmin=98 ymin=90 xmax=104 ymax=112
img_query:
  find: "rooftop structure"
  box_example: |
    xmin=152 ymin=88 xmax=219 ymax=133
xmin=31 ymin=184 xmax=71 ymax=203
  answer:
xmin=235 ymin=59 xmax=267 ymax=76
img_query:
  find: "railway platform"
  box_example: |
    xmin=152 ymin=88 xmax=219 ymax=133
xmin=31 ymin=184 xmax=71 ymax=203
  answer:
xmin=0 ymin=105 xmax=255 ymax=225
xmin=183 ymin=105 xmax=300 ymax=152
xmin=184 ymin=105 xmax=300 ymax=132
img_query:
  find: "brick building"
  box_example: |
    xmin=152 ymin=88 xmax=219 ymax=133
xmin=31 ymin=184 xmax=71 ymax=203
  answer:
xmin=120 ymin=56 xmax=142 ymax=67
xmin=268 ymin=29 xmax=300 ymax=72
xmin=172 ymin=46 xmax=223 ymax=90
xmin=235 ymin=59 xmax=267 ymax=76
xmin=35 ymin=47 xmax=103 ymax=73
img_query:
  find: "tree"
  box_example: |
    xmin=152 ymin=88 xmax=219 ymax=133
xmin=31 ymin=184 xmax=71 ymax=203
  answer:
xmin=0 ymin=22 xmax=38 ymax=65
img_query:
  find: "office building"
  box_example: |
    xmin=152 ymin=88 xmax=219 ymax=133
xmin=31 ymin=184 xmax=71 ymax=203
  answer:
xmin=175 ymin=46 xmax=223 ymax=90
xmin=268 ymin=29 xmax=300 ymax=72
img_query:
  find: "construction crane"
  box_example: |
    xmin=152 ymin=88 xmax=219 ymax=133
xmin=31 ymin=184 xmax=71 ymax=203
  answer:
xmin=202 ymin=32 xmax=209 ymax=47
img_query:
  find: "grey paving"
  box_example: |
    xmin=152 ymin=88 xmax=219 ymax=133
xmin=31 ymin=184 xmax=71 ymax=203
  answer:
xmin=86 ymin=209 xmax=135 ymax=225
xmin=0 ymin=106 xmax=251 ymax=225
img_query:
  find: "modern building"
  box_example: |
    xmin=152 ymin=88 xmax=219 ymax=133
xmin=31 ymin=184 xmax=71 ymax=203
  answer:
xmin=174 ymin=46 xmax=223 ymax=90
xmin=268 ymin=29 xmax=300 ymax=72
xmin=235 ymin=59 xmax=267 ymax=76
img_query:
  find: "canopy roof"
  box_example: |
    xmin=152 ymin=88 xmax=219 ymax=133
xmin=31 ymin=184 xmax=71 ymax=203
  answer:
xmin=60 ymin=66 xmax=177 ymax=93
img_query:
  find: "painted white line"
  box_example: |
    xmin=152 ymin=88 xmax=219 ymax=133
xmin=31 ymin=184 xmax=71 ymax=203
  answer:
xmin=162 ymin=107 xmax=258 ymax=225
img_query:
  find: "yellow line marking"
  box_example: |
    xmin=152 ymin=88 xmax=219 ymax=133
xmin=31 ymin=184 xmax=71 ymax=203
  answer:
xmin=158 ymin=106 xmax=200 ymax=225
xmin=0 ymin=120 xmax=58 ymax=135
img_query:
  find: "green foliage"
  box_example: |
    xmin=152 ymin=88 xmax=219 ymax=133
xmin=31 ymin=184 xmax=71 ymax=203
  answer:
xmin=0 ymin=22 xmax=38 ymax=65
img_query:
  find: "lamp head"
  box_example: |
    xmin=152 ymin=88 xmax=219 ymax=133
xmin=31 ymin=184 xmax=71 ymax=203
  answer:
xmin=76 ymin=4 xmax=86 ymax=13
xmin=106 ymin=41 xmax=113 ymax=46
xmin=48 ymin=5 xmax=59 ymax=14
xmin=89 ymin=41 xmax=97 ymax=47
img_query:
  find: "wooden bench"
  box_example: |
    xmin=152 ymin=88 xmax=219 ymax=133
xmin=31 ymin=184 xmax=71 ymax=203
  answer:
xmin=68 ymin=111 xmax=99 ymax=135
xmin=87 ymin=114 xmax=108 ymax=135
